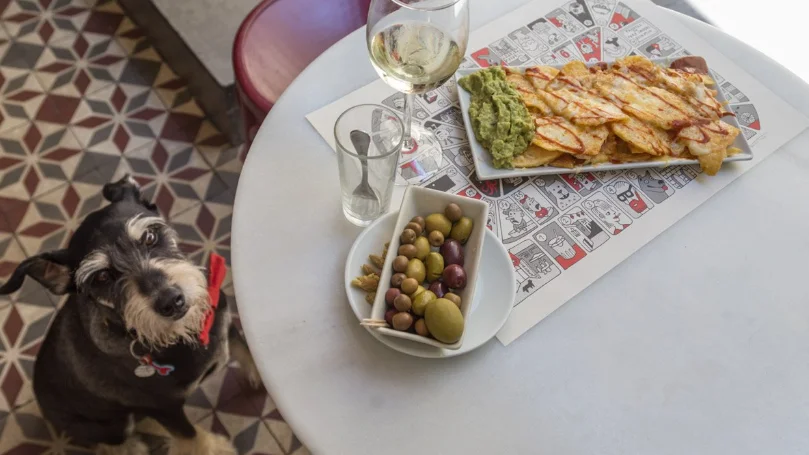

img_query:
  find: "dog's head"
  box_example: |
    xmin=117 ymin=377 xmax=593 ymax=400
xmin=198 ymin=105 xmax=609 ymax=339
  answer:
xmin=0 ymin=175 xmax=209 ymax=349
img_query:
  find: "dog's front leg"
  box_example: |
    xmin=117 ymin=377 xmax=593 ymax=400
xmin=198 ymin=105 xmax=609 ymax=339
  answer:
xmin=152 ymin=407 xmax=236 ymax=455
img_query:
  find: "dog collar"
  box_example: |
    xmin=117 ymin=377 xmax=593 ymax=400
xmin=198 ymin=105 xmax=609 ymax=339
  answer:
xmin=199 ymin=253 xmax=226 ymax=346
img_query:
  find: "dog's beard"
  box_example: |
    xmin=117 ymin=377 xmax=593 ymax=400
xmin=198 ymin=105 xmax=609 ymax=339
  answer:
xmin=123 ymin=259 xmax=209 ymax=349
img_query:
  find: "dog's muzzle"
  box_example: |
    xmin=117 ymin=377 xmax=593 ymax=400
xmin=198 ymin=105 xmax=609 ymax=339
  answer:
xmin=155 ymin=286 xmax=188 ymax=319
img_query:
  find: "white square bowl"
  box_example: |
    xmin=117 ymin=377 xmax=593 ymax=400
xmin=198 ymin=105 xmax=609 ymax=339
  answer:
xmin=370 ymin=186 xmax=489 ymax=350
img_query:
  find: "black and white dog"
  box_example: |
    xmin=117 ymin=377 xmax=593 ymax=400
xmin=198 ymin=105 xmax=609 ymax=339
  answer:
xmin=0 ymin=176 xmax=258 ymax=454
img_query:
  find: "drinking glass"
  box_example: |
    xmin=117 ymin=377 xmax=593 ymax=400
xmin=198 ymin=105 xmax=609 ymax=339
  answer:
xmin=335 ymin=104 xmax=404 ymax=226
xmin=366 ymin=0 xmax=469 ymax=181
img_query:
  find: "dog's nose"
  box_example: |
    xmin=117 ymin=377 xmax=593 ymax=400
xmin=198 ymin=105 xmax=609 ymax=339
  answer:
xmin=154 ymin=287 xmax=187 ymax=319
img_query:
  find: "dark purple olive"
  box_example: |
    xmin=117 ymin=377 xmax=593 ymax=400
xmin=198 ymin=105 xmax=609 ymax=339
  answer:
xmin=442 ymin=264 xmax=467 ymax=289
xmin=384 ymin=309 xmax=396 ymax=326
xmin=385 ymin=288 xmax=401 ymax=306
xmin=440 ymin=239 xmax=464 ymax=266
xmin=428 ymin=281 xmax=449 ymax=298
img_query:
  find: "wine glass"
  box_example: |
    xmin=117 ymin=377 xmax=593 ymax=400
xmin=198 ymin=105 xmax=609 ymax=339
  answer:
xmin=367 ymin=0 xmax=470 ymax=183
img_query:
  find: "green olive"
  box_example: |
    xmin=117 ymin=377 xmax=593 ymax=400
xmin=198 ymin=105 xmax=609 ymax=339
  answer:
xmin=405 ymin=222 xmax=423 ymax=236
xmin=398 ymin=244 xmax=417 ymax=259
xmin=450 ymin=216 xmax=474 ymax=244
xmin=425 ymin=252 xmax=445 ymax=282
xmin=445 ymin=203 xmax=463 ymax=222
xmin=425 ymin=213 xmax=452 ymax=237
xmin=412 ymin=290 xmax=436 ymax=316
xmin=444 ymin=292 xmax=462 ymax=308
xmin=405 ymin=258 xmax=426 ymax=283
xmin=400 ymin=229 xmax=416 ymax=245
xmin=415 ymin=318 xmax=430 ymax=337
xmin=410 ymin=285 xmax=425 ymax=300
xmin=425 ymin=298 xmax=464 ymax=343
xmin=414 ymin=236 xmax=430 ymax=261
xmin=401 ymin=278 xmax=419 ymax=295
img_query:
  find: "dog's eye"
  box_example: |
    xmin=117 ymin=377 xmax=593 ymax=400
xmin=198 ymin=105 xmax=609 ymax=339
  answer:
xmin=142 ymin=229 xmax=158 ymax=247
xmin=95 ymin=270 xmax=111 ymax=284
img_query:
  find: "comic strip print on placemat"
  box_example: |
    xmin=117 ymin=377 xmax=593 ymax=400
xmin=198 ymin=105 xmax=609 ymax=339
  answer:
xmin=394 ymin=0 xmax=765 ymax=306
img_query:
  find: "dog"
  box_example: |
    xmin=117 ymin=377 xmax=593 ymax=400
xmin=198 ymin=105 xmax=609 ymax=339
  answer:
xmin=0 ymin=176 xmax=259 ymax=454
xmin=522 ymin=279 xmax=535 ymax=293
xmin=638 ymin=171 xmax=671 ymax=204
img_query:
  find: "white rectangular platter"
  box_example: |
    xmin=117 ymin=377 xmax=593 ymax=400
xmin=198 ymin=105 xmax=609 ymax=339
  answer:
xmin=455 ymin=58 xmax=754 ymax=180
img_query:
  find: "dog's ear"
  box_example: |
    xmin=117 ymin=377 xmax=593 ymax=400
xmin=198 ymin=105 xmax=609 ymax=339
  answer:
xmin=0 ymin=249 xmax=72 ymax=295
xmin=103 ymin=174 xmax=157 ymax=211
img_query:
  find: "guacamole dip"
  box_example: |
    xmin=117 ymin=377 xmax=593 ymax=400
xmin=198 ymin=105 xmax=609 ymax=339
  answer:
xmin=459 ymin=67 xmax=534 ymax=169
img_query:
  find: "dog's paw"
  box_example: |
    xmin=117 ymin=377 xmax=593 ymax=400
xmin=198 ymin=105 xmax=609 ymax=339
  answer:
xmin=243 ymin=361 xmax=262 ymax=390
xmin=96 ymin=436 xmax=149 ymax=455
xmin=230 ymin=336 xmax=263 ymax=390
xmin=203 ymin=431 xmax=237 ymax=455
xmin=168 ymin=426 xmax=236 ymax=455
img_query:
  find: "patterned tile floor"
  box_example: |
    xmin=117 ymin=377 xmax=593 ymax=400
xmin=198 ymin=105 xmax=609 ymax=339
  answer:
xmin=0 ymin=0 xmax=306 ymax=453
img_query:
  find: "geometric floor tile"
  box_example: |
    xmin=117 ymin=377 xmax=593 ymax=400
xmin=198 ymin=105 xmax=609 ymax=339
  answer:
xmin=259 ymin=398 xmax=305 ymax=455
xmin=0 ymin=63 xmax=47 ymax=136
xmin=1 ymin=0 xmax=90 ymax=46
xmin=82 ymin=0 xmax=127 ymax=39
xmin=0 ymin=0 xmax=311 ymax=451
xmin=13 ymin=177 xmax=110 ymax=255
xmin=34 ymin=30 xmax=127 ymax=97
xmin=0 ymin=121 xmax=85 ymax=200
xmin=198 ymin=143 xmax=244 ymax=208
xmin=71 ymin=82 xmax=166 ymax=155
xmin=0 ymin=233 xmax=26 ymax=283
xmin=0 ymin=400 xmax=92 ymax=454
xmin=196 ymin=410 xmax=285 ymax=455
xmin=123 ymin=140 xmax=228 ymax=218
xmin=184 ymin=362 xmax=263 ymax=423
xmin=0 ymin=286 xmax=56 ymax=413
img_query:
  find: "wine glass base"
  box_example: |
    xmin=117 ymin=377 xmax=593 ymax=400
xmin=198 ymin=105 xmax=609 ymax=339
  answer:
xmin=395 ymin=125 xmax=444 ymax=186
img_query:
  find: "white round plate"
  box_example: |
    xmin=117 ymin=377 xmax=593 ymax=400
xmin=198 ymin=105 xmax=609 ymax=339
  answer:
xmin=345 ymin=211 xmax=516 ymax=358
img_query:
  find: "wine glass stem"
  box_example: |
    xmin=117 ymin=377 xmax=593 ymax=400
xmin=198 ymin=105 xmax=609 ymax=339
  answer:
xmin=402 ymin=92 xmax=415 ymax=150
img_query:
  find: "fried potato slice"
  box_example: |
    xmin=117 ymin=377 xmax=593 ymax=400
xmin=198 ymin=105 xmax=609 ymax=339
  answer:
xmin=727 ymin=146 xmax=743 ymax=156
xmin=535 ymin=89 xmax=627 ymax=126
xmin=598 ymin=74 xmax=701 ymax=129
xmin=560 ymin=61 xmax=590 ymax=78
xmin=549 ymin=153 xmax=583 ymax=168
xmin=525 ymin=66 xmax=560 ymax=91
xmin=505 ymin=68 xmax=553 ymax=115
xmin=657 ymin=69 xmax=723 ymax=119
xmin=608 ymin=142 xmax=656 ymax=162
xmin=512 ymin=144 xmax=563 ymax=168
xmin=609 ymin=115 xmax=671 ymax=156
xmin=533 ymin=116 xmax=609 ymax=156
xmin=611 ymin=55 xmax=660 ymax=85
xmin=697 ymin=147 xmax=727 ymax=176
xmin=677 ymin=120 xmax=740 ymax=156
xmin=504 ymin=67 xmax=535 ymax=92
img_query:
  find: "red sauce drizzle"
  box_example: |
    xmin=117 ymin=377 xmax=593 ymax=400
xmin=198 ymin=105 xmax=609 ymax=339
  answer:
xmin=534 ymin=117 xmax=586 ymax=154
xmin=525 ymin=68 xmax=552 ymax=81
xmin=614 ymin=72 xmax=692 ymax=122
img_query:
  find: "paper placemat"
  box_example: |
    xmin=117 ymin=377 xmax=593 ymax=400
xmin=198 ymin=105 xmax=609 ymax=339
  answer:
xmin=307 ymin=0 xmax=809 ymax=345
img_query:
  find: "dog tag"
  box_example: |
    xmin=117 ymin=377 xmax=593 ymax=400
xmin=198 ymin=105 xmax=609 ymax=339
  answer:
xmin=134 ymin=365 xmax=155 ymax=378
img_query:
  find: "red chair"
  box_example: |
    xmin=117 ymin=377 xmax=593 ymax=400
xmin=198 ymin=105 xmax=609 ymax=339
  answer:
xmin=233 ymin=0 xmax=372 ymax=147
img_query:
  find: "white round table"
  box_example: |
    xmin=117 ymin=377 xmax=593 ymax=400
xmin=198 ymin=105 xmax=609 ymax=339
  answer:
xmin=232 ymin=3 xmax=809 ymax=454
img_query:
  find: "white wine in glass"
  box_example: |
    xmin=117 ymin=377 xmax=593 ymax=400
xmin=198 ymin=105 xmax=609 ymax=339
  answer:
xmin=367 ymin=0 xmax=469 ymax=179
xmin=369 ymin=21 xmax=464 ymax=94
